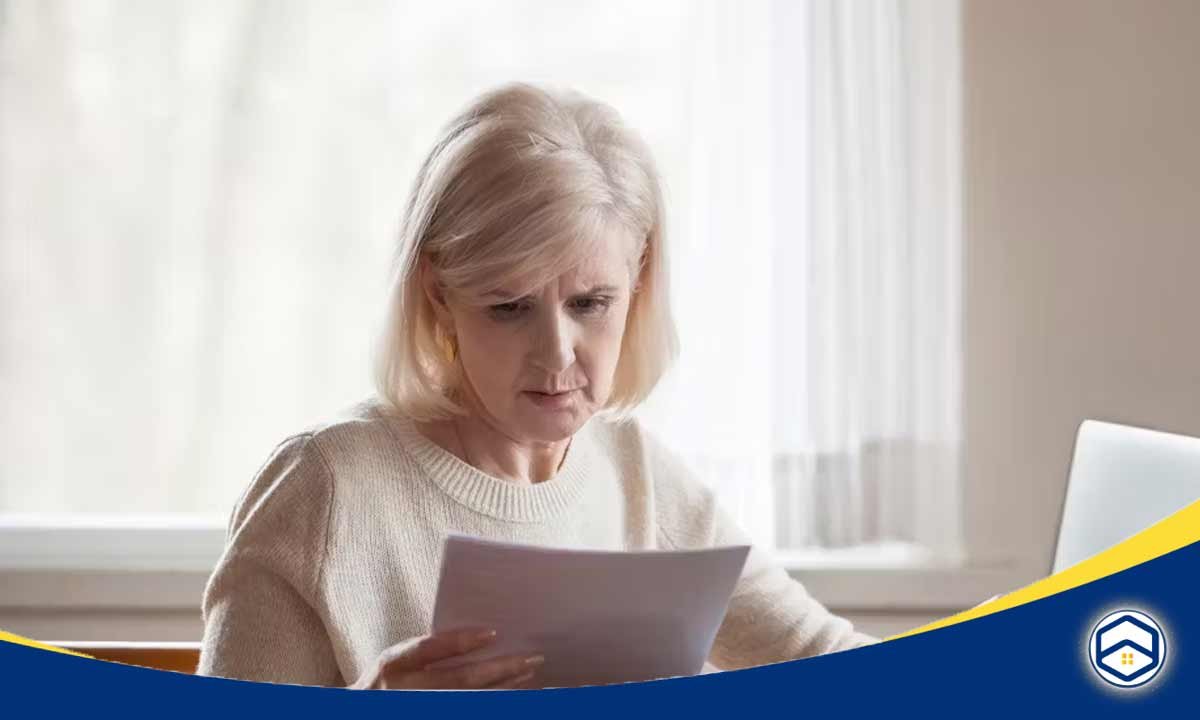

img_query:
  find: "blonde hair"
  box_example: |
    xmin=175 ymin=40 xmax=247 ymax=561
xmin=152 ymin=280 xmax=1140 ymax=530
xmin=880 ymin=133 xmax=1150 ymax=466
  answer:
xmin=373 ymin=82 xmax=678 ymax=422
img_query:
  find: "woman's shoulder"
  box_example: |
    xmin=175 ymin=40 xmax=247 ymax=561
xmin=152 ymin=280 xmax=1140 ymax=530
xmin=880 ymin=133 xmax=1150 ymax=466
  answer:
xmin=592 ymin=414 xmax=726 ymax=549
xmin=590 ymin=414 xmax=711 ymax=498
xmin=233 ymin=397 xmax=411 ymax=517
xmin=227 ymin=396 xmax=415 ymax=537
xmin=289 ymin=395 xmax=417 ymax=470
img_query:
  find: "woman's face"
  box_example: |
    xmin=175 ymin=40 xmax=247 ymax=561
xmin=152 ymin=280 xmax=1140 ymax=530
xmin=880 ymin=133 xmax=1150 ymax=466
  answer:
xmin=430 ymin=236 xmax=636 ymax=443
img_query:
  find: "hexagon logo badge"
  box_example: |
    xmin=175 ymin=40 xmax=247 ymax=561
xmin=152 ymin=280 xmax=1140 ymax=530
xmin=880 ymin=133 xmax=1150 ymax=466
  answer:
xmin=1088 ymin=609 xmax=1166 ymax=688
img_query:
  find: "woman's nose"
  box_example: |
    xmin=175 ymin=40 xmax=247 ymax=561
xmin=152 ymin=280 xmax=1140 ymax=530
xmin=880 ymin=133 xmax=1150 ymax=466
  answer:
xmin=529 ymin=309 xmax=576 ymax=373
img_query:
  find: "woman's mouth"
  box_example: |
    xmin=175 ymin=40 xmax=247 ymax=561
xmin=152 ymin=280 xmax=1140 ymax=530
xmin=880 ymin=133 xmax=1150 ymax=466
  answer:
xmin=522 ymin=389 xmax=579 ymax=410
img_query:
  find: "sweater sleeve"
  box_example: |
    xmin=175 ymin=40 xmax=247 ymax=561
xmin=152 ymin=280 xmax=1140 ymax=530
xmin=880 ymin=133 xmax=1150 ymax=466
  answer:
xmin=197 ymin=433 xmax=345 ymax=687
xmin=643 ymin=427 xmax=880 ymax=669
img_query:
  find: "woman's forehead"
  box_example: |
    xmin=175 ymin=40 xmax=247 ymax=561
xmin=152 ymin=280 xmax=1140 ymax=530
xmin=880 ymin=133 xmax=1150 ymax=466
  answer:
xmin=502 ymin=247 xmax=633 ymax=297
xmin=564 ymin=239 xmax=635 ymax=281
xmin=468 ymin=233 xmax=634 ymax=300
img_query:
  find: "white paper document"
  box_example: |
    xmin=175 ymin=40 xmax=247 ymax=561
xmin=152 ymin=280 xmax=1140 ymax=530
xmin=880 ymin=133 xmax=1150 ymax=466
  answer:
xmin=428 ymin=533 xmax=750 ymax=688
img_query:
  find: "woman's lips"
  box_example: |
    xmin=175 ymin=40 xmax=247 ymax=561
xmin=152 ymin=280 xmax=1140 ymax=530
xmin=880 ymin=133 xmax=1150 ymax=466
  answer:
xmin=523 ymin=389 xmax=580 ymax=410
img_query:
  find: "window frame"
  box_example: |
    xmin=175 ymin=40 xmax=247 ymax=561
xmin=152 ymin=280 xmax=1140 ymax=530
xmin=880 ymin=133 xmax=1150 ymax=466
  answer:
xmin=0 ymin=513 xmax=1032 ymax=617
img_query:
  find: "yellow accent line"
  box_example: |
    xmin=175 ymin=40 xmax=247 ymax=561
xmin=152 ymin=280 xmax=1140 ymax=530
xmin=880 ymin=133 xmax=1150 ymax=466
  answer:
xmin=1 ymin=629 xmax=93 ymax=658
xmin=888 ymin=497 xmax=1200 ymax=641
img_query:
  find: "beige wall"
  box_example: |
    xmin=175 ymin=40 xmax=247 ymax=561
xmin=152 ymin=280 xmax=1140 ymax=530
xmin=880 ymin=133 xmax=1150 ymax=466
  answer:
xmin=963 ymin=0 xmax=1200 ymax=579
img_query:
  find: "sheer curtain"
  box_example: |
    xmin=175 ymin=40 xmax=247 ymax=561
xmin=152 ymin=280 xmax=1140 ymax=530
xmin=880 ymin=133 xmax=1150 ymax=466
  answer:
xmin=0 ymin=0 xmax=961 ymax=560
xmin=636 ymin=0 xmax=963 ymax=559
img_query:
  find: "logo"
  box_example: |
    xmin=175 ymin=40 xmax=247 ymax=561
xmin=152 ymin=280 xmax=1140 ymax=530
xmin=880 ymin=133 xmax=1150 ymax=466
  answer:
xmin=1087 ymin=609 xmax=1166 ymax=688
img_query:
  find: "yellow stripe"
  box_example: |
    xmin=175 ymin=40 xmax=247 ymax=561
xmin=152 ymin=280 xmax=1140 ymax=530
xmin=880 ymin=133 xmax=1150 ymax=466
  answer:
xmin=888 ymin=497 xmax=1200 ymax=640
xmin=1 ymin=629 xmax=93 ymax=658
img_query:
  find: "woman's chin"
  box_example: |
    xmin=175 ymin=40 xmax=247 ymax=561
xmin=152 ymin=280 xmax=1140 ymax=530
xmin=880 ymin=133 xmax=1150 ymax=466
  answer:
xmin=511 ymin=399 xmax=590 ymax=441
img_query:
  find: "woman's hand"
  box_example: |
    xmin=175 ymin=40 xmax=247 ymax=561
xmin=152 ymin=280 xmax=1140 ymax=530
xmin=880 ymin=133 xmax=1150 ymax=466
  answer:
xmin=349 ymin=627 xmax=545 ymax=690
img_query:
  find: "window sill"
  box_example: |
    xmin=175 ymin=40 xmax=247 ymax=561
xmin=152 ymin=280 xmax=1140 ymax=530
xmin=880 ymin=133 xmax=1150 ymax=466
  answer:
xmin=777 ymin=543 xmax=1035 ymax=612
xmin=0 ymin=516 xmax=1033 ymax=614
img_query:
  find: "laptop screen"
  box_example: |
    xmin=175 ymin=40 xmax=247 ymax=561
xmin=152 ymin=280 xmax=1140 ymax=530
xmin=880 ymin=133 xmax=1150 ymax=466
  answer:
xmin=1051 ymin=420 xmax=1200 ymax=575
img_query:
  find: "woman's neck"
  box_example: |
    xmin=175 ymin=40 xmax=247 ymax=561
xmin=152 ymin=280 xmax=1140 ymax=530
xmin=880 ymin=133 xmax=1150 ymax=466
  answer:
xmin=417 ymin=413 xmax=570 ymax=485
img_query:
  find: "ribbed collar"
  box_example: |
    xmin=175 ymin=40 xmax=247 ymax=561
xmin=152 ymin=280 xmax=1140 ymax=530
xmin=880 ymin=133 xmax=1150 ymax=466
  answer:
xmin=381 ymin=411 xmax=595 ymax=523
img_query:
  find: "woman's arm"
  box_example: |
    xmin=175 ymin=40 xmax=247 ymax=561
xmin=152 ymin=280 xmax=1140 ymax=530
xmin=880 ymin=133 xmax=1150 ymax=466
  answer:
xmin=643 ymin=427 xmax=879 ymax=670
xmin=703 ymin=510 xmax=881 ymax=667
xmin=197 ymin=433 xmax=346 ymax=687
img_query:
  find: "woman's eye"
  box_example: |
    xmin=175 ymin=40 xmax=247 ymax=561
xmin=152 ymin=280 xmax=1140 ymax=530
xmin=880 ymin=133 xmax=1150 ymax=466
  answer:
xmin=571 ymin=296 xmax=613 ymax=315
xmin=487 ymin=301 xmax=529 ymax=319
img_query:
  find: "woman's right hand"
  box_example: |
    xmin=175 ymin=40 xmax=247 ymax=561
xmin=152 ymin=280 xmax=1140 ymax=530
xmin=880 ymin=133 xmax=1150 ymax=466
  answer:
xmin=349 ymin=627 xmax=545 ymax=690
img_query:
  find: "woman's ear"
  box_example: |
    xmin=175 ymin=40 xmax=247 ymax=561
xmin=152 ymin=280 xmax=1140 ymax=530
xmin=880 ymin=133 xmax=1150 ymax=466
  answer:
xmin=630 ymin=240 xmax=650 ymax=294
xmin=420 ymin=255 xmax=456 ymax=334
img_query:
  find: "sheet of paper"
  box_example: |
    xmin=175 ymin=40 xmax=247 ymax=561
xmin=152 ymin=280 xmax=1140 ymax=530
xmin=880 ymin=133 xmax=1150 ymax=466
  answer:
xmin=428 ymin=533 xmax=749 ymax=688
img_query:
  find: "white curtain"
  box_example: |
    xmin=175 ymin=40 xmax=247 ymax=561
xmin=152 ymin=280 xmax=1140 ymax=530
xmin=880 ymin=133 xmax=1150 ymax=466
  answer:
xmin=636 ymin=0 xmax=963 ymax=558
xmin=0 ymin=0 xmax=961 ymax=559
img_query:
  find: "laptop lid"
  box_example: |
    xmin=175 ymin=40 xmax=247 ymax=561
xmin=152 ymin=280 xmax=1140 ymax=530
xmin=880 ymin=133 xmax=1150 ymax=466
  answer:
xmin=1051 ymin=420 xmax=1200 ymax=575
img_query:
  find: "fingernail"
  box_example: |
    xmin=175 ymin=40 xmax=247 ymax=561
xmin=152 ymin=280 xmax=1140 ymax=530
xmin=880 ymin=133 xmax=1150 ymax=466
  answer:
xmin=524 ymin=654 xmax=545 ymax=667
xmin=475 ymin=629 xmax=498 ymax=642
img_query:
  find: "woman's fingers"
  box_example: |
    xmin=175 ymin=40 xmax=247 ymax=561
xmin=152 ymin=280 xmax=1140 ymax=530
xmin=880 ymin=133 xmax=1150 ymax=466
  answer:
xmin=381 ymin=627 xmax=497 ymax=673
xmin=424 ymin=652 xmax=545 ymax=689
xmin=367 ymin=629 xmax=545 ymax=690
xmin=485 ymin=669 xmax=538 ymax=690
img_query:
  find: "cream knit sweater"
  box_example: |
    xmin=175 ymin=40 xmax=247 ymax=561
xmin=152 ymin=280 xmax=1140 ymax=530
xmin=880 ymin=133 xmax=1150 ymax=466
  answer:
xmin=197 ymin=397 xmax=877 ymax=687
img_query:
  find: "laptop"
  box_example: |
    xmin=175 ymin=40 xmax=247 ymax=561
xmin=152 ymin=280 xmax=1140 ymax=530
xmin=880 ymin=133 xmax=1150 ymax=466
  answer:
xmin=1050 ymin=419 xmax=1200 ymax=574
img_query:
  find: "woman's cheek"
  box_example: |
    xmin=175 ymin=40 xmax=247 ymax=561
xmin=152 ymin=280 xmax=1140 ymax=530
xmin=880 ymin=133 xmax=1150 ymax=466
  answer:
xmin=462 ymin=324 xmax=519 ymax=390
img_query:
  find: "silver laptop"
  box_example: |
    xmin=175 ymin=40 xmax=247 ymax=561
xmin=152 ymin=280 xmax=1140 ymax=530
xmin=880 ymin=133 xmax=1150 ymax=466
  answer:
xmin=1051 ymin=419 xmax=1200 ymax=574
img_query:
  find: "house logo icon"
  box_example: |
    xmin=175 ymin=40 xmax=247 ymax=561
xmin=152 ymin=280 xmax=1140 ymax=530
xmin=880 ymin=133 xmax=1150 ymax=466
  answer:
xmin=1088 ymin=609 xmax=1166 ymax=688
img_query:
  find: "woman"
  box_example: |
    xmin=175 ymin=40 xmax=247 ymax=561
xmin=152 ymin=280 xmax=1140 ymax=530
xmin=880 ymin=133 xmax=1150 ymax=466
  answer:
xmin=197 ymin=82 xmax=878 ymax=690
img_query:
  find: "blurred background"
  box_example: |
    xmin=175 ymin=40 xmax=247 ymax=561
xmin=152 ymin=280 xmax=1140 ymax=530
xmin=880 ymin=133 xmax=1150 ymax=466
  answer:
xmin=1 ymin=0 xmax=1198 ymax=642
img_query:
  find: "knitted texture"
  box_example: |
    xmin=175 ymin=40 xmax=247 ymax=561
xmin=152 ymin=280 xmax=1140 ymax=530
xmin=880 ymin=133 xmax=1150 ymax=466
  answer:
xmin=198 ymin=396 xmax=877 ymax=687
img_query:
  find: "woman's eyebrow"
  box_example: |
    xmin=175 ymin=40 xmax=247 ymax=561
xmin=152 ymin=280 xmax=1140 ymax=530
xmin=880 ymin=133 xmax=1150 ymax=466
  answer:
xmin=483 ymin=285 xmax=618 ymax=300
xmin=578 ymin=284 xmax=618 ymax=295
xmin=483 ymin=290 xmax=524 ymax=300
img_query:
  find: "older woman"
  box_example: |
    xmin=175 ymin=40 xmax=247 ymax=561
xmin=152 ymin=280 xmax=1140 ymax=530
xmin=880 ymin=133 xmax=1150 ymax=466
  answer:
xmin=197 ymin=82 xmax=877 ymax=690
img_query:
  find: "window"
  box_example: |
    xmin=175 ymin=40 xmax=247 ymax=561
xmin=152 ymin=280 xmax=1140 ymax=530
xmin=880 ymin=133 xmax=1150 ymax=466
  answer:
xmin=0 ymin=1 xmax=961 ymax=568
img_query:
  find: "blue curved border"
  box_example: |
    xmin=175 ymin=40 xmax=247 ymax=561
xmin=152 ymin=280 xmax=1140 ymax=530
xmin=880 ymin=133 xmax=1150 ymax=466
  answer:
xmin=3 ymin=539 xmax=1199 ymax=716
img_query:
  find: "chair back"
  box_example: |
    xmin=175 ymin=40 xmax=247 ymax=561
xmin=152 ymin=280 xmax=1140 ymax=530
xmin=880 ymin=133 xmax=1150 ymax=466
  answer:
xmin=50 ymin=641 xmax=201 ymax=674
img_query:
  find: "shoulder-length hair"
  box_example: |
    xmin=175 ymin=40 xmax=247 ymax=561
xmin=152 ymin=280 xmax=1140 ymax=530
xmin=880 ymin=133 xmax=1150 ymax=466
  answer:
xmin=373 ymin=82 xmax=677 ymax=422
